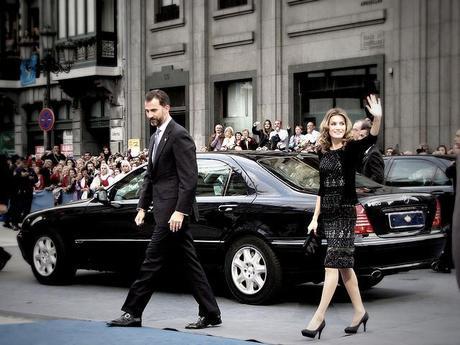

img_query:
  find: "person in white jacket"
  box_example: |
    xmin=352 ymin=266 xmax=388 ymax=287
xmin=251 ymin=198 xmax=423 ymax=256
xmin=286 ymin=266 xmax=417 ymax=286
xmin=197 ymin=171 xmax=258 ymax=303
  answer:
xmin=90 ymin=163 xmax=114 ymax=192
xmin=269 ymin=120 xmax=289 ymax=150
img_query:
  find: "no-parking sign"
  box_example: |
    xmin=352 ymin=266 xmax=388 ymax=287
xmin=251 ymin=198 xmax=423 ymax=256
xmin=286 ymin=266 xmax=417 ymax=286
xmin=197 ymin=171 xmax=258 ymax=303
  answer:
xmin=38 ymin=108 xmax=55 ymax=132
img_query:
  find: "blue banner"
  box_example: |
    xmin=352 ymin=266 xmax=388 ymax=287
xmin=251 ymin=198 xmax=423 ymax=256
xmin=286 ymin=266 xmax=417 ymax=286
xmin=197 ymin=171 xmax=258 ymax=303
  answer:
xmin=20 ymin=53 xmax=38 ymax=86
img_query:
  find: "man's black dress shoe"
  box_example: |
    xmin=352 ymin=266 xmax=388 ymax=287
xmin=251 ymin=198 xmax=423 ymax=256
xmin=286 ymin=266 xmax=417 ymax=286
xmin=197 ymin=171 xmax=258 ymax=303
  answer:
xmin=185 ymin=315 xmax=222 ymax=329
xmin=106 ymin=313 xmax=142 ymax=327
xmin=0 ymin=249 xmax=12 ymax=271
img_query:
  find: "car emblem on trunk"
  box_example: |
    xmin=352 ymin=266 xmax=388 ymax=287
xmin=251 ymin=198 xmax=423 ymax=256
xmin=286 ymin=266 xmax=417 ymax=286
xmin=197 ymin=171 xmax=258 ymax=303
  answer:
xmin=404 ymin=215 xmax=412 ymax=223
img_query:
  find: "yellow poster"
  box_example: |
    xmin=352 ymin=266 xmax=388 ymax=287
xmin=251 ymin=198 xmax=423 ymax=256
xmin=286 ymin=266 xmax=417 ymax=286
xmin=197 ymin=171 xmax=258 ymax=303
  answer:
xmin=128 ymin=138 xmax=140 ymax=157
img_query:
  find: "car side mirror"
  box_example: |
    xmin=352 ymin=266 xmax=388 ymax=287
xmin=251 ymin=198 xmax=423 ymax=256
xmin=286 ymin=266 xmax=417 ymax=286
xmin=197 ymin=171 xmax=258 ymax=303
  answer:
xmin=97 ymin=190 xmax=109 ymax=204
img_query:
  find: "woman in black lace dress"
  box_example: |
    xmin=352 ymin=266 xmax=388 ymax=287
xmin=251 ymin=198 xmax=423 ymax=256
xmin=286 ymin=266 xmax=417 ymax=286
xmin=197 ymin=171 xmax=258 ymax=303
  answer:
xmin=302 ymin=95 xmax=382 ymax=339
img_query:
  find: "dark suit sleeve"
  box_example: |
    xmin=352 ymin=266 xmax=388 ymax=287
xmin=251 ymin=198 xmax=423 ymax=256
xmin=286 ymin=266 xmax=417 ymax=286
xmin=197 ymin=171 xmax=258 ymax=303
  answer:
xmin=364 ymin=150 xmax=385 ymax=184
xmin=349 ymin=134 xmax=377 ymax=156
xmin=137 ymin=135 xmax=154 ymax=210
xmin=172 ymin=129 xmax=198 ymax=215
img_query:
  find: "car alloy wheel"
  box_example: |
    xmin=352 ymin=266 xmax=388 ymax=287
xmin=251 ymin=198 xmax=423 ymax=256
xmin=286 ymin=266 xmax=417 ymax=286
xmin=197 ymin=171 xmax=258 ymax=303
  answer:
xmin=231 ymin=246 xmax=268 ymax=295
xmin=225 ymin=236 xmax=282 ymax=304
xmin=33 ymin=236 xmax=57 ymax=277
xmin=30 ymin=231 xmax=76 ymax=285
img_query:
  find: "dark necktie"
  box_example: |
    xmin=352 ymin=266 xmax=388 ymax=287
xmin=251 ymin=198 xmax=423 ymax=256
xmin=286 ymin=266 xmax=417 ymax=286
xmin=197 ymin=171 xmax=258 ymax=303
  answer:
xmin=151 ymin=129 xmax=161 ymax=161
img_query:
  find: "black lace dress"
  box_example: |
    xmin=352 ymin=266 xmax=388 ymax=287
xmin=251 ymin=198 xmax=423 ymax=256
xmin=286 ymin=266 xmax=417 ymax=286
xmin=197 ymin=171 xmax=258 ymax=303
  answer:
xmin=319 ymin=149 xmax=356 ymax=268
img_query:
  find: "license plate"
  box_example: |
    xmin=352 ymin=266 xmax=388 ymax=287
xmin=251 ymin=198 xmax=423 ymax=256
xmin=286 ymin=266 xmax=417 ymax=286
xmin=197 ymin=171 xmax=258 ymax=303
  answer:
xmin=388 ymin=211 xmax=425 ymax=230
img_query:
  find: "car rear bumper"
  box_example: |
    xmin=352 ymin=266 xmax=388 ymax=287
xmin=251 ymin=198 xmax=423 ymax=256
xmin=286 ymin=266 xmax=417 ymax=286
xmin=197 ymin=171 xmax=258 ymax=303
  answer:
xmin=270 ymin=232 xmax=446 ymax=279
xmin=354 ymin=232 xmax=445 ymax=275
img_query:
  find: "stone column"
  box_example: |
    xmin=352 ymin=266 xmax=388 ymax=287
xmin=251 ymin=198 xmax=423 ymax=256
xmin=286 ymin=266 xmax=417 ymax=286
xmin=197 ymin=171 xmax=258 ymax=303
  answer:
xmin=189 ymin=0 xmax=208 ymax=147
xmin=125 ymin=0 xmax=146 ymax=148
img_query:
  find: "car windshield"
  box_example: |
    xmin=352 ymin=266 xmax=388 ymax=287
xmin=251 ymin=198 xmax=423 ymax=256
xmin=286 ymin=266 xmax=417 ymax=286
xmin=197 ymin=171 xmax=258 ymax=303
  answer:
xmin=257 ymin=156 xmax=319 ymax=191
xmin=258 ymin=156 xmax=382 ymax=191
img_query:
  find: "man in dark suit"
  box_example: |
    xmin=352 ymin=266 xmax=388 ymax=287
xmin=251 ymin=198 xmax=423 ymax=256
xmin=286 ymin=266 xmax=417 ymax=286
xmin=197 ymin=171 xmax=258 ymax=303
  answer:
xmin=353 ymin=118 xmax=385 ymax=184
xmin=107 ymin=90 xmax=221 ymax=328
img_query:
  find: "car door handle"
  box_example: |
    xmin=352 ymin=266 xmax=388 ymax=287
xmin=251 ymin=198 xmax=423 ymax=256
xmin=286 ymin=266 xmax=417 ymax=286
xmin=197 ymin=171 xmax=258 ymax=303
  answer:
xmin=218 ymin=204 xmax=237 ymax=212
xmin=431 ymin=191 xmax=444 ymax=195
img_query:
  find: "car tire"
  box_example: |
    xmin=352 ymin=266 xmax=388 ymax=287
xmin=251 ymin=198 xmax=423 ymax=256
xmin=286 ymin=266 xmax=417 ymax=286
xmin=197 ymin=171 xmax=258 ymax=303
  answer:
xmin=30 ymin=231 xmax=76 ymax=285
xmin=224 ymin=236 xmax=282 ymax=305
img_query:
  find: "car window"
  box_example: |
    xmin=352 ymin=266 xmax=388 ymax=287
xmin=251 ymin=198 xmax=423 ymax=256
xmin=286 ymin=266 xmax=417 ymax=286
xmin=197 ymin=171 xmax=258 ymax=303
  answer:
xmin=433 ymin=168 xmax=451 ymax=186
xmin=258 ymin=156 xmax=319 ymax=191
xmin=226 ymin=172 xmax=248 ymax=196
xmin=197 ymin=160 xmax=231 ymax=196
xmin=386 ymin=159 xmax=436 ymax=187
xmin=112 ymin=168 xmax=147 ymax=200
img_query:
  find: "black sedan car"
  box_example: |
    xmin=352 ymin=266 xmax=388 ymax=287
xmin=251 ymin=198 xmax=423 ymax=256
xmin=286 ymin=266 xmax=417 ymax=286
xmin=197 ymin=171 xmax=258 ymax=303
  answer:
xmin=383 ymin=155 xmax=455 ymax=229
xmin=18 ymin=152 xmax=445 ymax=304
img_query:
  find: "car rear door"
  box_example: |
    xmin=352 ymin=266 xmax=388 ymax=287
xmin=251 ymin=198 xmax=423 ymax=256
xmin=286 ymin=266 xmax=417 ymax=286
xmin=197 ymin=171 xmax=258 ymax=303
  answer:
xmin=191 ymin=158 xmax=256 ymax=261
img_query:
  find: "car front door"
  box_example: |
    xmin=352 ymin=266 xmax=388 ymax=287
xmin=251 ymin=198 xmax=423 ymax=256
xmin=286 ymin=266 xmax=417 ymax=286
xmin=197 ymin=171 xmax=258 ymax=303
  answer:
xmin=76 ymin=166 xmax=154 ymax=269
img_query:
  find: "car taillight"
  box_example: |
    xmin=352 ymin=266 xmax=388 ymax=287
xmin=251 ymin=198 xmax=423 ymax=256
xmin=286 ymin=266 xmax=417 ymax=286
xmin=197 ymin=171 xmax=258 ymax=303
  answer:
xmin=431 ymin=198 xmax=442 ymax=229
xmin=355 ymin=204 xmax=374 ymax=235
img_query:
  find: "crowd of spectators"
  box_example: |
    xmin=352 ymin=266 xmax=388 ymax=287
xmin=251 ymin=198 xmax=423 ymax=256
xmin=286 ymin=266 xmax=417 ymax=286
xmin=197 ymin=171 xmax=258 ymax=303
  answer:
xmin=205 ymin=120 xmax=320 ymax=153
xmin=1 ymin=123 xmax=458 ymax=230
xmin=205 ymin=119 xmax=459 ymax=157
xmin=1 ymin=145 xmax=148 ymax=230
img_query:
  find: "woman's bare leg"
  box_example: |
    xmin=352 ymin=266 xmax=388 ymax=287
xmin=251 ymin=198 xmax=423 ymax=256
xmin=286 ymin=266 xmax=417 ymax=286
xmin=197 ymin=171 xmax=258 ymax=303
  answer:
xmin=339 ymin=268 xmax=366 ymax=325
xmin=306 ymin=267 xmax=339 ymax=329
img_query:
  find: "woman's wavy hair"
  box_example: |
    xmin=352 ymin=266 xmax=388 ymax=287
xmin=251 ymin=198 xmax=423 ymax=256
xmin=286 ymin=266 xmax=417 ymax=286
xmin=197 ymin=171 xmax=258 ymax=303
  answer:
xmin=262 ymin=119 xmax=273 ymax=135
xmin=318 ymin=108 xmax=353 ymax=152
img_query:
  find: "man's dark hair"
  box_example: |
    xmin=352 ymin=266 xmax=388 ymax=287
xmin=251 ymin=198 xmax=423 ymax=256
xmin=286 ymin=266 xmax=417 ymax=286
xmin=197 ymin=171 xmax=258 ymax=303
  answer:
xmin=145 ymin=89 xmax=170 ymax=106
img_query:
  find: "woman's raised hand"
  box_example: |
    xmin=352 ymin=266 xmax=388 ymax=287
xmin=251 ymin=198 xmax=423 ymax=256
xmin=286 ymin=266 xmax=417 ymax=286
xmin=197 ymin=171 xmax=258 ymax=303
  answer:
xmin=365 ymin=94 xmax=382 ymax=119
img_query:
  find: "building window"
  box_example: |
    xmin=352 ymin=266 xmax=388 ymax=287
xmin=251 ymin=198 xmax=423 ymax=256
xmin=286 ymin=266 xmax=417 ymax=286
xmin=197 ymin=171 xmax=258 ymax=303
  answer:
xmin=218 ymin=0 xmax=247 ymax=9
xmin=28 ymin=109 xmax=40 ymax=123
xmin=68 ymin=0 xmax=76 ymax=36
xmin=77 ymin=0 xmax=86 ymax=35
xmin=101 ymin=0 xmax=115 ymax=32
xmin=213 ymin=0 xmax=254 ymax=20
xmin=87 ymin=0 xmax=95 ymax=32
xmin=58 ymin=0 xmax=67 ymax=38
xmin=1 ymin=1 xmax=20 ymax=57
xmin=57 ymin=103 xmax=69 ymax=120
xmin=294 ymin=65 xmax=379 ymax=128
xmin=155 ymin=0 xmax=180 ymax=22
xmin=58 ymin=0 xmax=98 ymax=38
xmin=215 ymin=79 xmax=253 ymax=132
xmin=90 ymin=100 xmax=102 ymax=118
xmin=150 ymin=0 xmax=184 ymax=32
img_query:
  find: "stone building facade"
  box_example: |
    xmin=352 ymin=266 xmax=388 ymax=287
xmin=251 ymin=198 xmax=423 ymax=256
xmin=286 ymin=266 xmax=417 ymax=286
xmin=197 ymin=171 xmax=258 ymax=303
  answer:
xmin=127 ymin=0 xmax=459 ymax=152
xmin=1 ymin=0 xmax=458 ymax=156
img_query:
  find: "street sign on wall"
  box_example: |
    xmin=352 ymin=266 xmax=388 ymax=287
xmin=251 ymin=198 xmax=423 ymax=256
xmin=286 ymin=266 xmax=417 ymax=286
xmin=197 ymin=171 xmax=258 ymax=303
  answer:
xmin=38 ymin=108 xmax=55 ymax=132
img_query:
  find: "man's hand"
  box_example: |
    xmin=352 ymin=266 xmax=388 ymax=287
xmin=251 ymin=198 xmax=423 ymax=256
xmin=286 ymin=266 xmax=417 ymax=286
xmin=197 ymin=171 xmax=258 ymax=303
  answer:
xmin=168 ymin=211 xmax=184 ymax=232
xmin=0 ymin=204 xmax=7 ymax=215
xmin=135 ymin=209 xmax=145 ymax=226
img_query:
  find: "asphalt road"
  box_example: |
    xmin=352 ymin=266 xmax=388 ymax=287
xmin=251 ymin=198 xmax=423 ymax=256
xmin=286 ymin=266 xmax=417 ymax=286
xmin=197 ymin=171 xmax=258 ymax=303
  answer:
xmin=1 ymin=225 xmax=460 ymax=345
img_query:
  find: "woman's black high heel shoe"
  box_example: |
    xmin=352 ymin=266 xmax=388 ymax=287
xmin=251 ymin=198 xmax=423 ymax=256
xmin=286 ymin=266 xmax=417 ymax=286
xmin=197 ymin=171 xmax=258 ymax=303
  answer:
xmin=344 ymin=312 xmax=369 ymax=334
xmin=301 ymin=320 xmax=326 ymax=339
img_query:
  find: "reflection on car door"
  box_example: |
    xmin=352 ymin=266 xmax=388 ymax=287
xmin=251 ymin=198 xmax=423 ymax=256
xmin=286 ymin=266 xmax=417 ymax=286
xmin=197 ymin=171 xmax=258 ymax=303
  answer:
xmin=76 ymin=167 xmax=153 ymax=268
xmin=192 ymin=158 xmax=256 ymax=259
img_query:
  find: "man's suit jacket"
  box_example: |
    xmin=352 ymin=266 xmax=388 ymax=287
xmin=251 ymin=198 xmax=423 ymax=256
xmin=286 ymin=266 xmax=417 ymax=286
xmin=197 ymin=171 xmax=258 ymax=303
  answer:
xmin=362 ymin=144 xmax=385 ymax=184
xmin=137 ymin=119 xmax=198 ymax=227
